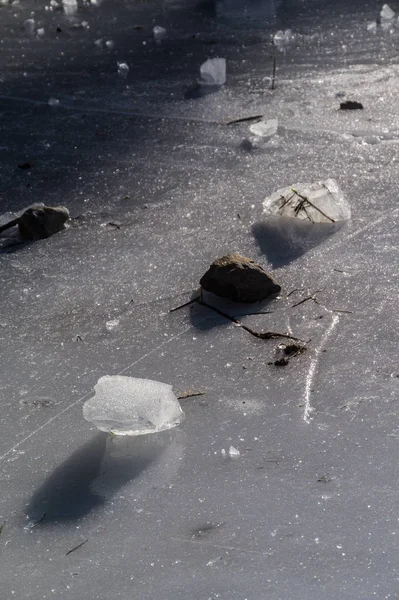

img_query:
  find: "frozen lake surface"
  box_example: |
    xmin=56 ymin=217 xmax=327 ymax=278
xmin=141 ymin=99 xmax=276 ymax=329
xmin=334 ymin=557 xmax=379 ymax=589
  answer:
xmin=1 ymin=0 xmax=399 ymax=598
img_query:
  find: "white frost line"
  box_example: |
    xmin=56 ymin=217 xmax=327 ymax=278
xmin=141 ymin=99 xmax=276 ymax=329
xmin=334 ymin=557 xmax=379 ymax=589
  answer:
xmin=0 ymin=94 xmax=219 ymax=125
xmin=346 ymin=207 xmax=399 ymax=242
xmin=303 ymin=314 xmax=340 ymax=423
xmin=0 ymin=324 xmax=192 ymax=463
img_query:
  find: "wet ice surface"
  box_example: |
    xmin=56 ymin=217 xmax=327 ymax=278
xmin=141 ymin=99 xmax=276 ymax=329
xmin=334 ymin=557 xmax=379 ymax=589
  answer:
xmin=1 ymin=0 xmax=399 ymax=598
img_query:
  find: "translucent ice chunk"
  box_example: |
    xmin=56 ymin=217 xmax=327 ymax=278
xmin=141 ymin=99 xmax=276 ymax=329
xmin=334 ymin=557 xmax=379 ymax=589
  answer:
xmin=83 ymin=375 xmax=185 ymax=436
xmin=367 ymin=21 xmax=377 ymax=32
xmin=273 ymin=29 xmax=294 ymax=50
xmin=249 ymin=118 xmax=278 ymax=138
xmin=23 ymin=19 xmax=35 ymax=34
xmin=200 ymin=58 xmax=226 ymax=86
xmin=153 ymin=25 xmax=167 ymax=41
xmin=62 ymin=0 xmax=77 ymax=14
xmin=381 ymin=3 xmax=395 ymax=20
xmin=228 ymin=445 xmax=240 ymax=458
xmin=37 ymin=27 xmax=45 ymax=37
xmin=117 ymin=61 xmax=129 ymax=78
xmin=262 ymin=179 xmax=351 ymax=223
xmin=94 ymin=38 xmax=103 ymax=48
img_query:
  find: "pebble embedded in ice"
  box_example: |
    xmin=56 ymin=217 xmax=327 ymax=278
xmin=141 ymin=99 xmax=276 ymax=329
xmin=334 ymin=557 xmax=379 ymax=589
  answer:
xmin=262 ymin=179 xmax=351 ymax=223
xmin=153 ymin=25 xmax=167 ymax=42
xmin=381 ymin=3 xmax=395 ymax=20
xmin=200 ymin=57 xmax=226 ymax=86
xmin=48 ymin=97 xmax=60 ymax=107
xmin=228 ymin=445 xmax=240 ymax=458
xmin=83 ymin=375 xmax=185 ymax=436
xmin=249 ymin=117 xmax=278 ymax=138
xmin=117 ymin=61 xmax=129 ymax=78
xmin=62 ymin=0 xmax=77 ymax=14
xmin=23 ymin=18 xmax=35 ymax=34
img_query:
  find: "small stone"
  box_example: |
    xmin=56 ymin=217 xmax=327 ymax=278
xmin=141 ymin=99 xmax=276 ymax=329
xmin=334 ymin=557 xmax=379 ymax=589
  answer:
xmin=200 ymin=253 xmax=281 ymax=303
xmin=18 ymin=204 xmax=69 ymax=239
xmin=340 ymin=100 xmax=363 ymax=110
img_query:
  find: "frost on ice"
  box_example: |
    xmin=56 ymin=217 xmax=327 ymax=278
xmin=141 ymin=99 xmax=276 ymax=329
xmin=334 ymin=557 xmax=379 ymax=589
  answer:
xmin=200 ymin=58 xmax=226 ymax=86
xmin=83 ymin=376 xmax=185 ymax=436
xmin=262 ymin=179 xmax=351 ymax=224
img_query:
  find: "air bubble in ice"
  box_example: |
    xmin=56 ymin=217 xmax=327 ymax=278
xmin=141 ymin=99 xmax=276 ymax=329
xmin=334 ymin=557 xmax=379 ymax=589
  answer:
xmin=105 ymin=40 xmax=114 ymax=49
xmin=48 ymin=97 xmax=60 ymax=107
xmin=200 ymin=58 xmax=226 ymax=86
xmin=117 ymin=61 xmax=129 ymax=78
xmin=83 ymin=375 xmax=185 ymax=436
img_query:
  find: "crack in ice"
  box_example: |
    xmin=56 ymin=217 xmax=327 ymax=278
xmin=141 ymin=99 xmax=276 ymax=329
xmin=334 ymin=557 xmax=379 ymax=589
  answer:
xmin=303 ymin=314 xmax=340 ymax=423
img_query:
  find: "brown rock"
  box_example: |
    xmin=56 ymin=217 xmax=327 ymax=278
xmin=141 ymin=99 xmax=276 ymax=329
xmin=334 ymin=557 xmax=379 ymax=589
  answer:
xmin=200 ymin=254 xmax=281 ymax=303
xmin=18 ymin=205 xmax=69 ymax=240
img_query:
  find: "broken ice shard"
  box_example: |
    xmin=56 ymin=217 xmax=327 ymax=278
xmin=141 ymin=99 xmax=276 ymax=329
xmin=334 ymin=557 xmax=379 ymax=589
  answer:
xmin=381 ymin=4 xmax=395 ymax=20
xmin=62 ymin=0 xmax=77 ymax=14
xmin=249 ymin=118 xmax=278 ymax=138
xmin=153 ymin=25 xmax=167 ymax=41
xmin=117 ymin=61 xmax=129 ymax=78
xmin=200 ymin=58 xmax=226 ymax=86
xmin=273 ymin=29 xmax=293 ymax=50
xmin=23 ymin=18 xmax=35 ymax=34
xmin=262 ymin=179 xmax=351 ymax=223
xmin=228 ymin=445 xmax=240 ymax=458
xmin=83 ymin=375 xmax=185 ymax=436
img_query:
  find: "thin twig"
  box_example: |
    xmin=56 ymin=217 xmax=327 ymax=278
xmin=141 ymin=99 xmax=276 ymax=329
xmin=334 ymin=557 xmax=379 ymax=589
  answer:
xmin=271 ymin=56 xmax=277 ymax=90
xmin=66 ymin=539 xmax=88 ymax=556
xmin=226 ymin=115 xmax=263 ymax=125
xmin=290 ymin=188 xmax=336 ymax=223
xmin=199 ymin=300 xmax=303 ymax=342
xmin=177 ymin=391 xmax=206 ymax=400
xmin=170 ymin=296 xmax=200 ymax=313
xmin=332 ymin=308 xmax=352 ymax=314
